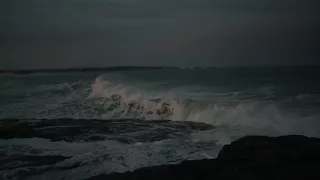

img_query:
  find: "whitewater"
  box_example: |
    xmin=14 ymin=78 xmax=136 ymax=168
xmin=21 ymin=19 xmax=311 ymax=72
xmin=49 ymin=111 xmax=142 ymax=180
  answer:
xmin=1 ymin=67 xmax=320 ymax=179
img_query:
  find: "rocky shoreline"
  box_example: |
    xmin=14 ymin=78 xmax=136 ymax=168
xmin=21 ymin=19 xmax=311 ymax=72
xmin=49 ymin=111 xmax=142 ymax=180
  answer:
xmin=89 ymin=135 xmax=320 ymax=180
xmin=1 ymin=119 xmax=320 ymax=179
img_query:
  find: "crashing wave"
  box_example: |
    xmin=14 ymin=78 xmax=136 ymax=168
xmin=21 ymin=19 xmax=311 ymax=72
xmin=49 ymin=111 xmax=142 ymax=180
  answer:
xmin=87 ymin=74 xmax=320 ymax=137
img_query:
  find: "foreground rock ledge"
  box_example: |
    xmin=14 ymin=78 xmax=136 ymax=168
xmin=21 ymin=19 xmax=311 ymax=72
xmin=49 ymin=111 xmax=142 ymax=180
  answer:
xmin=88 ymin=135 xmax=320 ymax=180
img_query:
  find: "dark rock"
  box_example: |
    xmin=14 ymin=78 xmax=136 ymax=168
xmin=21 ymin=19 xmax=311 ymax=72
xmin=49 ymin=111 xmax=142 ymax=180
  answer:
xmin=87 ymin=135 xmax=320 ymax=180
xmin=0 ymin=119 xmax=214 ymax=143
xmin=0 ymin=121 xmax=37 ymax=139
xmin=0 ymin=155 xmax=70 ymax=171
xmin=88 ymin=135 xmax=107 ymax=141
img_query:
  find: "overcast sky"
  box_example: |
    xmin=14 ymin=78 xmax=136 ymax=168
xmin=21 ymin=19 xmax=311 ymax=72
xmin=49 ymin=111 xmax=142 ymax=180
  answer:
xmin=0 ymin=0 xmax=319 ymax=69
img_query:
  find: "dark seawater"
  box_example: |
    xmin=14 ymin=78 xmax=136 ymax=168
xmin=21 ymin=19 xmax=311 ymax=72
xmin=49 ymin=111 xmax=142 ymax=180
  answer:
xmin=1 ymin=66 xmax=320 ymax=180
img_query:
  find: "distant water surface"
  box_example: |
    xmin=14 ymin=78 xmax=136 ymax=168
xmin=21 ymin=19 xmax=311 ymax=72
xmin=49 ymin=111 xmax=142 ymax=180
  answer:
xmin=1 ymin=66 xmax=320 ymax=180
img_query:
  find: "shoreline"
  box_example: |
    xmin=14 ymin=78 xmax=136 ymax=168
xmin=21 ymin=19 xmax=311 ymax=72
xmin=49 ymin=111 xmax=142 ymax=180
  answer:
xmin=89 ymin=135 xmax=320 ymax=180
xmin=1 ymin=119 xmax=320 ymax=179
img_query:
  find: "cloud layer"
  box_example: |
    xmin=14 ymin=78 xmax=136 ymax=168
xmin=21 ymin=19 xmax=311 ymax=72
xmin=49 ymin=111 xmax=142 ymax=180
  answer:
xmin=0 ymin=0 xmax=319 ymax=69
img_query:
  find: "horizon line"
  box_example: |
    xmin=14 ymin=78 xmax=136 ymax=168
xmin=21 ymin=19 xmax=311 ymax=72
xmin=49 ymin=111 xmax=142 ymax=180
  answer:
xmin=0 ymin=64 xmax=319 ymax=74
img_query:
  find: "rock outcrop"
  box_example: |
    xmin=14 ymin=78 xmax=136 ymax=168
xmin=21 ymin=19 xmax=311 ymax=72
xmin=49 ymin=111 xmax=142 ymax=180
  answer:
xmin=2 ymin=119 xmax=320 ymax=180
xmin=0 ymin=119 xmax=213 ymax=142
xmin=88 ymin=135 xmax=320 ymax=180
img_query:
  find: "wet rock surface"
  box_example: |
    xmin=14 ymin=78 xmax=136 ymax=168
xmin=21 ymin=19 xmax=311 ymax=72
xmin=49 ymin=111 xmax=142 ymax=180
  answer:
xmin=0 ymin=119 xmax=213 ymax=143
xmin=89 ymin=135 xmax=320 ymax=180
xmin=2 ymin=119 xmax=320 ymax=180
xmin=0 ymin=119 xmax=216 ymax=180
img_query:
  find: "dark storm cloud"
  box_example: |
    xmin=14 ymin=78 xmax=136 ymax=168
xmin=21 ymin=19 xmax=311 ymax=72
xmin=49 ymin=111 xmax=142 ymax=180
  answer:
xmin=0 ymin=0 xmax=319 ymax=69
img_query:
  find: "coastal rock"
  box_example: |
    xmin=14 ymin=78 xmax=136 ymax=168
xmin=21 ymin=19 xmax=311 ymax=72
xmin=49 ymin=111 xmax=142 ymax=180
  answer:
xmin=88 ymin=135 xmax=320 ymax=180
xmin=0 ymin=119 xmax=213 ymax=142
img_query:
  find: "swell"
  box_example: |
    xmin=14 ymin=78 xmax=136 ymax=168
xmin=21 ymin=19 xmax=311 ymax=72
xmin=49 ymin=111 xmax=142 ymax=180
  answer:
xmin=1 ymin=72 xmax=320 ymax=138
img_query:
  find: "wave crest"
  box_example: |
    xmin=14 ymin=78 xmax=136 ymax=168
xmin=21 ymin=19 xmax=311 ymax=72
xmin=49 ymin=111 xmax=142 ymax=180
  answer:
xmin=87 ymin=74 xmax=320 ymax=137
xmin=88 ymin=75 xmax=183 ymax=120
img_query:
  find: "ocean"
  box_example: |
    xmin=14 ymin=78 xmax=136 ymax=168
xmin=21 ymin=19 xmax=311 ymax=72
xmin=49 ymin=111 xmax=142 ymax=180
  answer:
xmin=1 ymin=66 xmax=320 ymax=180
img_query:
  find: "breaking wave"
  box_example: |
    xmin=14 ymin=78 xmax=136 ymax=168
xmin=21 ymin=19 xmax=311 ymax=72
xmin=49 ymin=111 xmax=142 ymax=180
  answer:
xmin=88 ymin=74 xmax=320 ymax=137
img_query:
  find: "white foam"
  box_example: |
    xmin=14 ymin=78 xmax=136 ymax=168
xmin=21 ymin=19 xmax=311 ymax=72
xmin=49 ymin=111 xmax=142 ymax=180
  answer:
xmin=1 ymin=136 xmax=220 ymax=180
xmin=87 ymin=74 xmax=320 ymax=138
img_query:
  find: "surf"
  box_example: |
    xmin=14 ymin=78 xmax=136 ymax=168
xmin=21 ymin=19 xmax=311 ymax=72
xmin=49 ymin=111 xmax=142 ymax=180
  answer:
xmin=88 ymin=74 xmax=320 ymax=138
